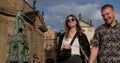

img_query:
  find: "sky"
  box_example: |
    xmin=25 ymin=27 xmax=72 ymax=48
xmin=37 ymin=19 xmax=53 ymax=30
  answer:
xmin=27 ymin=0 xmax=120 ymax=32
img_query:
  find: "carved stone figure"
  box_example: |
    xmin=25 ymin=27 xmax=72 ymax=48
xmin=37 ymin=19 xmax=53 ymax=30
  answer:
xmin=7 ymin=6 xmax=30 ymax=63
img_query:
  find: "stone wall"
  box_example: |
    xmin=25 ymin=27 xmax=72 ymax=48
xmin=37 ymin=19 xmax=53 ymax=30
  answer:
xmin=0 ymin=0 xmax=47 ymax=63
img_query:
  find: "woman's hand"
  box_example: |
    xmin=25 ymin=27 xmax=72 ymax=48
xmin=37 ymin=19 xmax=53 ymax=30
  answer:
xmin=62 ymin=44 xmax=71 ymax=49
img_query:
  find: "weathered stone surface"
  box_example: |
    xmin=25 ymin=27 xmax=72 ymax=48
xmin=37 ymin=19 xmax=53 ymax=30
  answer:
xmin=0 ymin=0 xmax=47 ymax=63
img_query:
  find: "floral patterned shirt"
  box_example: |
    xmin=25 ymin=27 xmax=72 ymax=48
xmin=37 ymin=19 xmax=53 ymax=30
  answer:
xmin=91 ymin=22 xmax=120 ymax=63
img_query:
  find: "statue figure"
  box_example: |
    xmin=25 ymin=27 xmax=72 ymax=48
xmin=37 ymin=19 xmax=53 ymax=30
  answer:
xmin=15 ymin=6 xmax=25 ymax=34
xmin=7 ymin=6 xmax=30 ymax=63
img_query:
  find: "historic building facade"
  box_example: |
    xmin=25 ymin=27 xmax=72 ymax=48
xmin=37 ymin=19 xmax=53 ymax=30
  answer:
xmin=0 ymin=0 xmax=47 ymax=63
xmin=79 ymin=14 xmax=95 ymax=43
xmin=44 ymin=28 xmax=58 ymax=63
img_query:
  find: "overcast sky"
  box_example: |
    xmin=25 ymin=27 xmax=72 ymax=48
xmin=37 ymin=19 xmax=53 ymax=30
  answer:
xmin=28 ymin=0 xmax=120 ymax=32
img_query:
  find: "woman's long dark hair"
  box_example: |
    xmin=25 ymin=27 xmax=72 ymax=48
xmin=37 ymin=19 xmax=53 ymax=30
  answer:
xmin=64 ymin=14 xmax=82 ymax=38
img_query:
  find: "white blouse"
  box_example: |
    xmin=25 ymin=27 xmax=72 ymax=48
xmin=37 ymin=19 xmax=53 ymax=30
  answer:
xmin=61 ymin=36 xmax=80 ymax=55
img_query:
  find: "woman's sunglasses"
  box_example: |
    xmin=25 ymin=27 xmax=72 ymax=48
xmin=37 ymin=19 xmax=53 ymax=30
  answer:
xmin=66 ymin=18 xmax=75 ymax=22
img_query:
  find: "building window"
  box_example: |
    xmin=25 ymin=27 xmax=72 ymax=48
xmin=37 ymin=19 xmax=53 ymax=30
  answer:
xmin=46 ymin=44 xmax=52 ymax=49
xmin=46 ymin=36 xmax=52 ymax=39
xmin=46 ymin=51 xmax=52 ymax=57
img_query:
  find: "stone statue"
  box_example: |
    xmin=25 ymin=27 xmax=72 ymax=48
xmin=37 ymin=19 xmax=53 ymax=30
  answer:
xmin=15 ymin=6 xmax=25 ymax=34
xmin=7 ymin=6 xmax=30 ymax=63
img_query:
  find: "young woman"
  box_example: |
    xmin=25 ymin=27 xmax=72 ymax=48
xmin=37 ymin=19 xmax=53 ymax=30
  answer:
xmin=56 ymin=14 xmax=90 ymax=63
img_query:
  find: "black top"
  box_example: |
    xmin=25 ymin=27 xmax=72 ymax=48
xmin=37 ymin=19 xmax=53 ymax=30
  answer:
xmin=56 ymin=32 xmax=91 ymax=58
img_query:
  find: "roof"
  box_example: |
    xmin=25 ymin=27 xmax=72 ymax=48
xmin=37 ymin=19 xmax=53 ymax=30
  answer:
xmin=79 ymin=19 xmax=94 ymax=27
